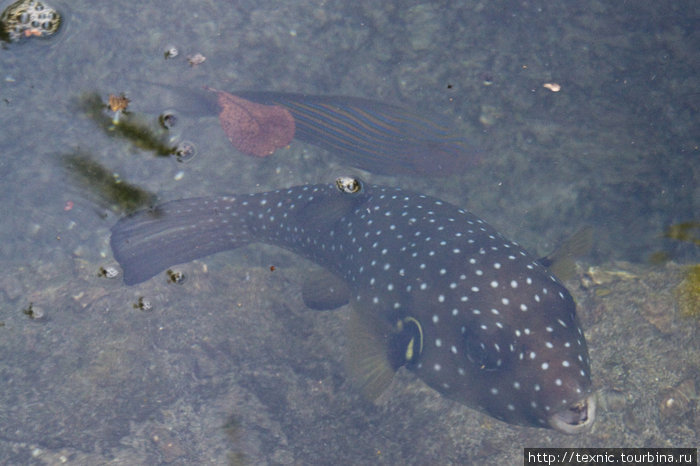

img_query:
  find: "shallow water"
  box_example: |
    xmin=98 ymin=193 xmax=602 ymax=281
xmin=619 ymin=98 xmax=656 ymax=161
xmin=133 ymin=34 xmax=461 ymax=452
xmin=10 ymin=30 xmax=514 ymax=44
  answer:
xmin=0 ymin=0 xmax=697 ymax=464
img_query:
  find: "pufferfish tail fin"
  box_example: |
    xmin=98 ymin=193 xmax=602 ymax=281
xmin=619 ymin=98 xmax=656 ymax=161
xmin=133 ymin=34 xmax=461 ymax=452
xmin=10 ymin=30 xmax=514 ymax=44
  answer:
xmin=110 ymin=197 xmax=253 ymax=285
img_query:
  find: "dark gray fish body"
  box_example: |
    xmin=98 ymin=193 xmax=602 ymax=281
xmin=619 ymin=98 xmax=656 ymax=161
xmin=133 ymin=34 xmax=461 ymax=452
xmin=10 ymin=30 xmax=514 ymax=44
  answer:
xmin=111 ymin=178 xmax=595 ymax=433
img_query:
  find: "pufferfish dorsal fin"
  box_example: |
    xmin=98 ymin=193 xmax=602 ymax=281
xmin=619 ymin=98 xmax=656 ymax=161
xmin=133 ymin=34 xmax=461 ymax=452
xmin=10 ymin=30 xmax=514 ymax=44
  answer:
xmin=345 ymin=310 xmax=424 ymax=401
xmin=538 ymin=226 xmax=594 ymax=281
xmin=296 ymin=176 xmax=369 ymax=231
xmin=301 ymin=269 xmax=351 ymax=311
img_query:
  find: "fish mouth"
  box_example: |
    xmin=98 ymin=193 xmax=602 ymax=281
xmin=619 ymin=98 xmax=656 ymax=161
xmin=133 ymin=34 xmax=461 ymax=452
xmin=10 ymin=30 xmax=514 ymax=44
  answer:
xmin=548 ymin=393 xmax=597 ymax=434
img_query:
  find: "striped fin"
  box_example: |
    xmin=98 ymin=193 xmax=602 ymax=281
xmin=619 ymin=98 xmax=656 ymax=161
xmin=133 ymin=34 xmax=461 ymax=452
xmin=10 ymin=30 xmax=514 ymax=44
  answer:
xmin=236 ymin=92 xmax=479 ymax=175
xmin=345 ymin=307 xmax=396 ymax=401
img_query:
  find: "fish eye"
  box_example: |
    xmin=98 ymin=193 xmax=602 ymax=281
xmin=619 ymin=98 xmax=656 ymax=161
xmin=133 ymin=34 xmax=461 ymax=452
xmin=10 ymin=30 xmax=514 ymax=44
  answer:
xmin=335 ymin=176 xmax=363 ymax=194
xmin=463 ymin=332 xmax=503 ymax=371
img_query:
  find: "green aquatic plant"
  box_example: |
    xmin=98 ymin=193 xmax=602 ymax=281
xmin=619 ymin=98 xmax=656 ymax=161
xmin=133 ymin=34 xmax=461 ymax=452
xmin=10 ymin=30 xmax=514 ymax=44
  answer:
xmin=663 ymin=222 xmax=700 ymax=246
xmin=677 ymin=264 xmax=700 ymax=318
xmin=78 ymin=92 xmax=178 ymax=157
xmin=62 ymin=152 xmax=156 ymax=214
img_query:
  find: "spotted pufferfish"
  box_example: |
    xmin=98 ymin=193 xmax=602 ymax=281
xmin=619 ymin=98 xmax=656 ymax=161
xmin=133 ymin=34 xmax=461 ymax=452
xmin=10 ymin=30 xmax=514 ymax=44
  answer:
xmin=110 ymin=176 xmax=596 ymax=433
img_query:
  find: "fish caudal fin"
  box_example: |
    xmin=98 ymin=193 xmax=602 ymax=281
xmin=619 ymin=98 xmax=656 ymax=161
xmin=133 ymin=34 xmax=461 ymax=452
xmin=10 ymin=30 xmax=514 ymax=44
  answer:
xmin=110 ymin=196 xmax=252 ymax=285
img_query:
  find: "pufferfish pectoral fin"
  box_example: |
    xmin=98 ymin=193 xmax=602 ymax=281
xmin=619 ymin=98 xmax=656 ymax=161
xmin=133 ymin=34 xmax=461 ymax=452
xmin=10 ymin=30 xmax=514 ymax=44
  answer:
xmin=345 ymin=308 xmax=425 ymax=401
xmin=301 ymin=269 xmax=351 ymax=311
xmin=344 ymin=307 xmax=397 ymax=401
